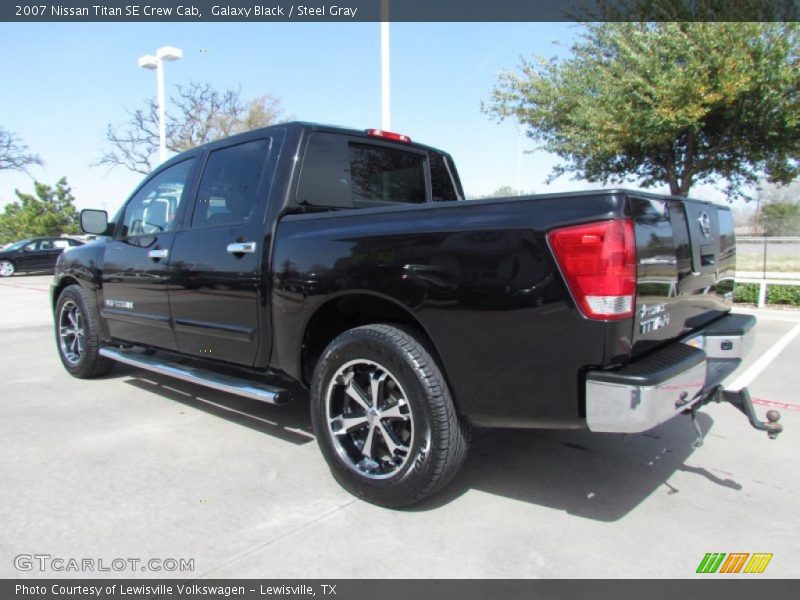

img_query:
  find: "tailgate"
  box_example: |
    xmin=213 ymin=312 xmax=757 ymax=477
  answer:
xmin=629 ymin=195 xmax=735 ymax=356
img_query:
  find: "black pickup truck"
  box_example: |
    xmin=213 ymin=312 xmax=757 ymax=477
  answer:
xmin=52 ymin=122 xmax=781 ymax=507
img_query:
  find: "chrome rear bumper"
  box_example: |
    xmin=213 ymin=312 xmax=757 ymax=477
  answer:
xmin=585 ymin=312 xmax=755 ymax=433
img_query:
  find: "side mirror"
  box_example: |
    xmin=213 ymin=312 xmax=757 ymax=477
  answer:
xmin=80 ymin=209 xmax=109 ymax=235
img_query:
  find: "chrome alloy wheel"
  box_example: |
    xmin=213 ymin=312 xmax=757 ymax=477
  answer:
xmin=58 ymin=300 xmax=85 ymax=366
xmin=325 ymin=359 xmax=415 ymax=479
xmin=0 ymin=260 xmax=14 ymax=277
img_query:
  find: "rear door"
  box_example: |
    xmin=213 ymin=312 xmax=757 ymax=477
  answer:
xmin=630 ymin=195 xmax=735 ymax=355
xmin=100 ymin=157 xmax=197 ymax=350
xmin=35 ymin=239 xmax=59 ymax=269
xmin=18 ymin=240 xmax=49 ymax=271
xmin=168 ymin=136 xmax=277 ymax=366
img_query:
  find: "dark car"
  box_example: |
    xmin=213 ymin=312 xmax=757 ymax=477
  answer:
xmin=0 ymin=237 xmax=83 ymax=277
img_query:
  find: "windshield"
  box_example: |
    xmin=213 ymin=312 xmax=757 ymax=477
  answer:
xmin=4 ymin=239 xmax=32 ymax=251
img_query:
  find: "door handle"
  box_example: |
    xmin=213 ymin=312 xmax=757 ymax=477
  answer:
xmin=148 ymin=248 xmax=169 ymax=260
xmin=226 ymin=242 xmax=257 ymax=254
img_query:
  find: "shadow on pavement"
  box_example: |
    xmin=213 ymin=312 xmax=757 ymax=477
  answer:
xmin=118 ymin=365 xmax=315 ymax=446
xmin=114 ymin=365 xmax=738 ymax=521
xmin=414 ymin=412 xmax=737 ymax=520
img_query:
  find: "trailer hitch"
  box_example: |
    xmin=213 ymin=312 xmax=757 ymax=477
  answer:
xmin=718 ymin=387 xmax=783 ymax=440
xmin=689 ymin=403 xmax=705 ymax=448
xmin=686 ymin=387 xmax=782 ymax=447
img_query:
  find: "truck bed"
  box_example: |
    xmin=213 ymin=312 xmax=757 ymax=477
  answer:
xmin=272 ymin=189 xmax=734 ymax=428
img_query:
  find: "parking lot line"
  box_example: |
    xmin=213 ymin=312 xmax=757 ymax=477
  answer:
xmin=726 ymin=323 xmax=800 ymax=390
xmin=752 ymin=398 xmax=800 ymax=412
xmin=0 ymin=282 xmax=49 ymax=292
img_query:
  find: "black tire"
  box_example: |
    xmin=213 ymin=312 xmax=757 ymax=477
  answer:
xmin=310 ymin=324 xmax=469 ymax=508
xmin=55 ymin=285 xmax=115 ymax=378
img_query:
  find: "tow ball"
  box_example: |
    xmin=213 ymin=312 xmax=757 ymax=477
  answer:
xmin=686 ymin=387 xmax=783 ymax=447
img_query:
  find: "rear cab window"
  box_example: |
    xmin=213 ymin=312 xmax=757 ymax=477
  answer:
xmin=429 ymin=151 xmax=461 ymax=202
xmin=296 ymin=131 xmax=462 ymax=209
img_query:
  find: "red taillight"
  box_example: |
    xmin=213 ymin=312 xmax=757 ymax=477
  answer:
xmin=547 ymin=219 xmax=636 ymax=320
xmin=366 ymin=128 xmax=412 ymax=144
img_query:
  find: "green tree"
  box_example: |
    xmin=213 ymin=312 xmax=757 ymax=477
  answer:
xmin=484 ymin=185 xmax=539 ymax=198
xmin=576 ymin=0 xmax=798 ymax=21
xmin=0 ymin=178 xmax=80 ymax=243
xmin=757 ymin=179 xmax=800 ymax=235
xmin=484 ymin=22 xmax=800 ymax=200
xmin=97 ymin=81 xmax=286 ymax=174
xmin=761 ymin=203 xmax=800 ymax=236
xmin=487 ymin=185 xmax=522 ymax=198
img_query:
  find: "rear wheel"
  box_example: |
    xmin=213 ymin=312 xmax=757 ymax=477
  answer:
xmin=0 ymin=260 xmax=15 ymax=277
xmin=55 ymin=285 xmax=114 ymax=378
xmin=311 ymin=324 xmax=469 ymax=508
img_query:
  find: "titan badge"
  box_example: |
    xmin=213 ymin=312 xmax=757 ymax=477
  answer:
xmin=639 ymin=303 xmax=670 ymax=334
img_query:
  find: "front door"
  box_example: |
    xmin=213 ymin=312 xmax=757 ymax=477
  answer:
xmin=169 ymin=137 xmax=274 ymax=366
xmin=100 ymin=157 xmax=197 ymax=350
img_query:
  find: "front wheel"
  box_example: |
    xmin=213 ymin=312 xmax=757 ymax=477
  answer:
xmin=55 ymin=285 xmax=114 ymax=378
xmin=0 ymin=260 xmax=15 ymax=277
xmin=310 ymin=324 xmax=469 ymax=508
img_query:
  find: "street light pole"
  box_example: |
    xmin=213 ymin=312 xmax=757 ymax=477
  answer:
xmin=513 ymin=120 xmax=523 ymax=196
xmin=138 ymin=45 xmax=183 ymax=164
xmin=380 ymin=0 xmax=390 ymax=130
xmin=155 ymin=55 xmax=167 ymax=161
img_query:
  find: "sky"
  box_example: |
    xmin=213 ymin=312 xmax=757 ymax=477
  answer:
xmin=0 ymin=21 xmax=734 ymax=215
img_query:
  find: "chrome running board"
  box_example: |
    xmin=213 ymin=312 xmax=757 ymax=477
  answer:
xmin=99 ymin=347 xmax=291 ymax=405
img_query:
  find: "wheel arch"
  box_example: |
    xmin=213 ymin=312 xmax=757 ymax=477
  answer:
xmin=300 ymin=293 xmax=447 ymax=391
xmin=51 ymin=275 xmax=82 ymax=311
xmin=51 ymin=275 xmax=110 ymax=340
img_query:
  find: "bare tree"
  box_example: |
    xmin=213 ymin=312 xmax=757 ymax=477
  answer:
xmin=96 ymin=81 xmax=286 ymax=174
xmin=0 ymin=127 xmax=44 ymax=173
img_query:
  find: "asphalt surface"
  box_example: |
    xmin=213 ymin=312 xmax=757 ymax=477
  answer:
xmin=1 ymin=274 xmax=798 ymax=579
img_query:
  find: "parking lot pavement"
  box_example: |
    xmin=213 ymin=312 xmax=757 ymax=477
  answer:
xmin=1 ymin=274 xmax=798 ymax=579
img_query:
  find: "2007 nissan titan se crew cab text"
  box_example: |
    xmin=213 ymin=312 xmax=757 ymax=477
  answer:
xmin=52 ymin=122 xmax=782 ymax=507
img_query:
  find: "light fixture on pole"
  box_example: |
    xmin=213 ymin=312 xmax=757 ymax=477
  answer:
xmin=138 ymin=45 xmax=183 ymax=163
xmin=380 ymin=0 xmax=390 ymax=130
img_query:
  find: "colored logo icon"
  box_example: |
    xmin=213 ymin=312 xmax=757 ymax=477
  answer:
xmin=696 ymin=553 xmax=773 ymax=574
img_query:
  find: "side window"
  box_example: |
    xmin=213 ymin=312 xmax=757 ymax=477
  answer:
xmin=430 ymin=152 xmax=459 ymax=202
xmin=296 ymin=133 xmax=352 ymax=208
xmin=119 ymin=158 xmax=195 ymax=238
xmin=190 ymin=139 xmax=271 ymax=229
xmin=23 ymin=241 xmax=38 ymax=251
xmin=53 ymin=240 xmax=70 ymax=249
xmin=349 ymin=144 xmax=426 ymax=205
xmin=40 ymin=240 xmax=54 ymax=250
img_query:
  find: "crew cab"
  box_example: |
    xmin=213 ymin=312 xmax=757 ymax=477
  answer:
xmin=52 ymin=122 xmax=781 ymax=507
